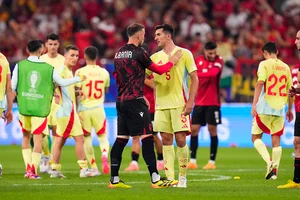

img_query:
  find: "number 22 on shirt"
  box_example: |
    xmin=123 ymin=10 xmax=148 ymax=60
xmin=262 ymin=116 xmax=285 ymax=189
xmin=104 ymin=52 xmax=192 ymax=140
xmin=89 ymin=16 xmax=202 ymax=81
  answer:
xmin=266 ymin=74 xmax=287 ymax=97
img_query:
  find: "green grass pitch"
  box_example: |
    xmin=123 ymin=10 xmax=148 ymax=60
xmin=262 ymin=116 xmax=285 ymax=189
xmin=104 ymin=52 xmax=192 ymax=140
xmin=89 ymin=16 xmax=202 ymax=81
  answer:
xmin=0 ymin=146 xmax=298 ymax=200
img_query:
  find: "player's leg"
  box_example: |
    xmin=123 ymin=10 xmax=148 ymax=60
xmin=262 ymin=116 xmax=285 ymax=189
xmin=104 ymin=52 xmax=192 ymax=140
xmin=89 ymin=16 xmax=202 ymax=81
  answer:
xmin=40 ymin=125 xmax=51 ymax=173
xmin=203 ymin=106 xmax=221 ymax=169
xmin=155 ymin=109 xmax=175 ymax=181
xmin=173 ymin=107 xmax=190 ymax=188
xmin=92 ymin=108 xmax=110 ymax=174
xmin=153 ymin=133 xmax=164 ymax=170
xmin=79 ymin=110 xmax=100 ymax=175
xmin=19 ymin=114 xmax=32 ymax=177
xmin=188 ymin=106 xmax=204 ymax=169
xmin=151 ymin=112 xmax=164 ymax=170
xmin=270 ymin=116 xmax=284 ymax=179
xmin=72 ymin=113 xmax=94 ymax=178
xmin=278 ymin=112 xmax=300 ymax=188
xmin=50 ymin=116 xmax=68 ymax=178
xmin=109 ymin=102 xmax=130 ymax=188
xmin=125 ymin=136 xmax=140 ymax=171
xmin=29 ymin=116 xmax=48 ymax=178
xmin=252 ymin=114 xmax=274 ymax=179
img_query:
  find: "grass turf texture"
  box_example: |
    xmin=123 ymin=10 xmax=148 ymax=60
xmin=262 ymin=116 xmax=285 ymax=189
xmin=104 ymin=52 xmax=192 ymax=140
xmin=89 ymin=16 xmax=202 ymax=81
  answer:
xmin=0 ymin=146 xmax=298 ymax=200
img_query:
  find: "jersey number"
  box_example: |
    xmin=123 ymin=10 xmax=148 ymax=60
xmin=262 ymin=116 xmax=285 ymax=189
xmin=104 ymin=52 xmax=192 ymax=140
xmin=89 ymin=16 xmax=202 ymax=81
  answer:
xmin=86 ymin=80 xmax=104 ymax=99
xmin=0 ymin=65 xmax=2 ymax=83
xmin=267 ymin=74 xmax=287 ymax=97
xmin=166 ymin=72 xmax=171 ymax=80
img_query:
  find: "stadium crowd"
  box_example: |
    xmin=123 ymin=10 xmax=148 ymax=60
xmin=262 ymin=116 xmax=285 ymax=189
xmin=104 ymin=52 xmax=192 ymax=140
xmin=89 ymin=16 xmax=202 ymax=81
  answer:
xmin=1 ymin=0 xmax=300 ymax=62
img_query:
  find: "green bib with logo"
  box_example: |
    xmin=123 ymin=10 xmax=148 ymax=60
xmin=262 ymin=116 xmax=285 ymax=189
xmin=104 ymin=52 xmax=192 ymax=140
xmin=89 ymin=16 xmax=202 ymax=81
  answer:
xmin=17 ymin=59 xmax=54 ymax=117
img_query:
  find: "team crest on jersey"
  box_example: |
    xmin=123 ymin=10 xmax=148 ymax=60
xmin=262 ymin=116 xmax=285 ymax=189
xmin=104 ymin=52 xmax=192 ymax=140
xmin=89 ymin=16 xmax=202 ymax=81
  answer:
xmin=199 ymin=61 xmax=203 ymax=65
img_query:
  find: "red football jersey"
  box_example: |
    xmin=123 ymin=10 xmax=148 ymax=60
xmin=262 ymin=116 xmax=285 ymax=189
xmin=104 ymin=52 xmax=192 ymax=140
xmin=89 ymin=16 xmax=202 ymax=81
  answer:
xmin=291 ymin=64 xmax=300 ymax=112
xmin=144 ymin=74 xmax=155 ymax=114
xmin=194 ymin=55 xmax=223 ymax=106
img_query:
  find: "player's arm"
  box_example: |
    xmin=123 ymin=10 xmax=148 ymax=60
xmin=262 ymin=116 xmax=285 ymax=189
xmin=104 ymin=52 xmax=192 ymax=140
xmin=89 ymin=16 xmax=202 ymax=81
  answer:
xmin=252 ymin=80 xmax=264 ymax=117
xmin=183 ymin=70 xmax=198 ymax=116
xmin=53 ymin=70 xmax=85 ymax=86
xmin=251 ymin=63 xmax=265 ymax=117
xmin=147 ymin=50 xmax=183 ymax=75
xmin=5 ymin=73 xmax=13 ymax=124
xmin=286 ymin=72 xmax=294 ymax=122
xmin=11 ymin=63 xmax=18 ymax=93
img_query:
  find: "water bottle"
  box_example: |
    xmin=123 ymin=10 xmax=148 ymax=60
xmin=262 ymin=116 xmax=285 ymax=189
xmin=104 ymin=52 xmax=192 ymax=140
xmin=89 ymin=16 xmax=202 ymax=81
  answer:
xmin=0 ymin=163 xmax=2 ymax=178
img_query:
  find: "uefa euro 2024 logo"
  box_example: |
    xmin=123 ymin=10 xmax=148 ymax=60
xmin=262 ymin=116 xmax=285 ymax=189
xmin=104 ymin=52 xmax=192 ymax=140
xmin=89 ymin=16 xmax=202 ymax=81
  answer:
xmin=27 ymin=70 xmax=41 ymax=93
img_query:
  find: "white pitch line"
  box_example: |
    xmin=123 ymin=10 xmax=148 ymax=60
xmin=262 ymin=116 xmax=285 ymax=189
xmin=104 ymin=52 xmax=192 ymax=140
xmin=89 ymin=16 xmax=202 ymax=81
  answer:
xmin=10 ymin=174 xmax=232 ymax=187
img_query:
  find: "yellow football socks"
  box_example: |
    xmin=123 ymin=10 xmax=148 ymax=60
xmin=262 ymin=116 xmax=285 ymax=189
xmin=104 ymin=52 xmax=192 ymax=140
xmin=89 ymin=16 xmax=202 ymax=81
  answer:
xmin=98 ymin=134 xmax=109 ymax=154
xmin=254 ymin=139 xmax=270 ymax=164
xmin=31 ymin=152 xmax=42 ymax=174
xmin=163 ymin=145 xmax=175 ymax=180
xmin=84 ymin=135 xmax=97 ymax=168
xmin=22 ymin=148 xmax=32 ymax=170
xmin=272 ymin=146 xmax=282 ymax=170
xmin=52 ymin=163 xmax=61 ymax=171
xmin=177 ymin=144 xmax=188 ymax=176
xmin=42 ymin=136 xmax=51 ymax=157
xmin=77 ymin=160 xmax=88 ymax=169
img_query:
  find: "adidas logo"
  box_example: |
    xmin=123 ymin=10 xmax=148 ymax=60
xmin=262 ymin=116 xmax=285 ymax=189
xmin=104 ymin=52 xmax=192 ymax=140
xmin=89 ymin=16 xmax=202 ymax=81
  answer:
xmin=182 ymin=124 xmax=188 ymax=128
xmin=157 ymin=60 xmax=163 ymax=65
xmin=139 ymin=112 xmax=144 ymax=117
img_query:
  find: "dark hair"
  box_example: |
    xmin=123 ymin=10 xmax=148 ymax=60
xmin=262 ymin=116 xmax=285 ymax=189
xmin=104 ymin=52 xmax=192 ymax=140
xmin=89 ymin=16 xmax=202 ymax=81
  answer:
xmin=27 ymin=40 xmax=42 ymax=53
xmin=84 ymin=46 xmax=98 ymax=60
xmin=64 ymin=45 xmax=79 ymax=54
xmin=127 ymin=23 xmax=145 ymax=37
xmin=204 ymin=41 xmax=217 ymax=50
xmin=38 ymin=40 xmax=45 ymax=46
xmin=46 ymin=33 xmax=59 ymax=41
xmin=155 ymin=24 xmax=175 ymax=38
xmin=262 ymin=42 xmax=277 ymax=54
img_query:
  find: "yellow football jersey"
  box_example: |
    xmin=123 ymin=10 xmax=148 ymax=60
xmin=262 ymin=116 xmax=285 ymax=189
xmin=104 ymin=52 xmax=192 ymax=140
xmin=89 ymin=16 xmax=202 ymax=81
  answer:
xmin=75 ymin=65 xmax=110 ymax=110
xmin=56 ymin=65 xmax=76 ymax=118
xmin=147 ymin=46 xmax=197 ymax=110
xmin=40 ymin=53 xmax=65 ymax=70
xmin=257 ymin=58 xmax=292 ymax=113
xmin=0 ymin=53 xmax=10 ymax=102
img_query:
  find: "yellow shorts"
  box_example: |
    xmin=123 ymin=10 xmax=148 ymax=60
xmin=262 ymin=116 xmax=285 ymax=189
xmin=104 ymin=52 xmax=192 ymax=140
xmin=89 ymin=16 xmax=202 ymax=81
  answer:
xmin=19 ymin=114 xmax=49 ymax=135
xmin=252 ymin=114 xmax=284 ymax=136
xmin=0 ymin=108 xmax=4 ymax=114
xmin=56 ymin=110 xmax=83 ymax=138
xmin=154 ymin=107 xmax=191 ymax=133
xmin=48 ymin=101 xmax=60 ymax=126
xmin=79 ymin=107 xmax=106 ymax=135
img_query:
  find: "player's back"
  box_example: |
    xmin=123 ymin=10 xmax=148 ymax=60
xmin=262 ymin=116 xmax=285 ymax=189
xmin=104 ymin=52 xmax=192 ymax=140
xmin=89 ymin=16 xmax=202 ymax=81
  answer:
xmin=257 ymin=58 xmax=292 ymax=114
xmin=0 ymin=53 xmax=10 ymax=102
xmin=114 ymin=44 xmax=151 ymax=102
xmin=76 ymin=65 xmax=110 ymax=110
xmin=40 ymin=53 xmax=65 ymax=70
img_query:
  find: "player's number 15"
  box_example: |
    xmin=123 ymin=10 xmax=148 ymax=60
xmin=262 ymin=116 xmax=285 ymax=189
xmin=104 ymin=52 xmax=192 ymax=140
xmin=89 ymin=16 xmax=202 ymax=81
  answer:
xmin=86 ymin=80 xmax=104 ymax=99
